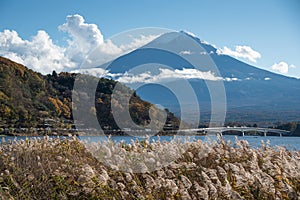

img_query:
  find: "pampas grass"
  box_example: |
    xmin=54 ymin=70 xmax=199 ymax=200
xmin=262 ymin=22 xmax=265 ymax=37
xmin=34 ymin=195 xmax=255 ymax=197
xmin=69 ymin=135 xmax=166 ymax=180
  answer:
xmin=0 ymin=136 xmax=299 ymax=199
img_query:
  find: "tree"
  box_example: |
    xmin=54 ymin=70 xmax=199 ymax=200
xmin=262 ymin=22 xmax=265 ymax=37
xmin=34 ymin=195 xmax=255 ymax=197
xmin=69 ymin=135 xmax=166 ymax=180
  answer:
xmin=52 ymin=70 xmax=58 ymax=79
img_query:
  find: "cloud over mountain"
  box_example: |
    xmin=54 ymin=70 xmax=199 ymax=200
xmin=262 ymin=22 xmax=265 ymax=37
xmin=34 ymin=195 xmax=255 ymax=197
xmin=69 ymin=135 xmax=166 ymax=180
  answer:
xmin=216 ymin=45 xmax=261 ymax=63
xmin=0 ymin=14 xmax=159 ymax=74
xmin=271 ymin=61 xmax=296 ymax=74
xmin=115 ymin=68 xmax=223 ymax=83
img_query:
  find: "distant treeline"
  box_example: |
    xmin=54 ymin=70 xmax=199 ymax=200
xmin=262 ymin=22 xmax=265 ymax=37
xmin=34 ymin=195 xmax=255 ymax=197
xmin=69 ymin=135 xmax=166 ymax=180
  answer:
xmin=274 ymin=122 xmax=300 ymax=136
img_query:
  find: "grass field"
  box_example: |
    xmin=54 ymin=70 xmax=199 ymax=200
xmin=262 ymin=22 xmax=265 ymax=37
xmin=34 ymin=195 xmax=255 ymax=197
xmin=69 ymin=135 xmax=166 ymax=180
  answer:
xmin=0 ymin=136 xmax=299 ymax=199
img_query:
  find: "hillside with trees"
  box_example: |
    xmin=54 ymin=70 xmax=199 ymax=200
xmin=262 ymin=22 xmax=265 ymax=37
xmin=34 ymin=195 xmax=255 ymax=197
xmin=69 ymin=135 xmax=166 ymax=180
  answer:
xmin=0 ymin=56 xmax=180 ymax=135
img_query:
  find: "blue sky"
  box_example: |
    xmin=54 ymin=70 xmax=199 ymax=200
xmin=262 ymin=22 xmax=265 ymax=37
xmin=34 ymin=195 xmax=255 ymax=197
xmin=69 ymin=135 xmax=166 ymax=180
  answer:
xmin=0 ymin=0 xmax=299 ymax=77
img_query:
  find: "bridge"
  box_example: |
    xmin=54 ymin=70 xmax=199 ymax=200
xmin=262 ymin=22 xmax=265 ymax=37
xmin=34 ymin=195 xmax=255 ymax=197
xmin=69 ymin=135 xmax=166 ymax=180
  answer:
xmin=180 ymin=127 xmax=291 ymax=137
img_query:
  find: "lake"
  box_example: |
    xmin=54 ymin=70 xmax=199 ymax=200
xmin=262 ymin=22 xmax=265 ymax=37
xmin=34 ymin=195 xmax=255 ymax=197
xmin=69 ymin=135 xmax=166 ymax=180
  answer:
xmin=1 ymin=135 xmax=299 ymax=150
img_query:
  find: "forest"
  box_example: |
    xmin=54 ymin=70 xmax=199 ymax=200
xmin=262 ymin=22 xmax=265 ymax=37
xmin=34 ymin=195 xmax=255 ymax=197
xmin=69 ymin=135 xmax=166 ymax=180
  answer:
xmin=0 ymin=57 xmax=179 ymax=135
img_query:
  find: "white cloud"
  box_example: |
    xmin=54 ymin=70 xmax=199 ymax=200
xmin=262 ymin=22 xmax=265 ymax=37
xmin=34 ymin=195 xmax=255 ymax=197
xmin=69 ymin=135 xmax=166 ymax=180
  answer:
xmin=223 ymin=77 xmax=241 ymax=82
xmin=179 ymin=50 xmax=192 ymax=55
xmin=271 ymin=61 xmax=296 ymax=74
xmin=0 ymin=29 xmax=75 ymax=74
xmin=71 ymin=66 xmax=244 ymax=84
xmin=58 ymin=14 xmax=105 ymax=65
xmin=59 ymin=14 xmax=104 ymax=47
xmin=0 ymin=14 xmax=160 ymax=74
xmin=71 ymin=68 xmax=109 ymax=77
xmin=216 ymin=45 xmax=261 ymax=63
xmin=115 ymin=68 xmax=223 ymax=83
xmin=71 ymin=68 xmax=125 ymax=78
xmin=59 ymin=15 xmax=160 ymax=68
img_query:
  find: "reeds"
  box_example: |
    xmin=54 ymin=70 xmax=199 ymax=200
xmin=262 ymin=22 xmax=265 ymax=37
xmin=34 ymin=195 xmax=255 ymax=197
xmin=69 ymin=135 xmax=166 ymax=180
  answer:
xmin=0 ymin=136 xmax=299 ymax=199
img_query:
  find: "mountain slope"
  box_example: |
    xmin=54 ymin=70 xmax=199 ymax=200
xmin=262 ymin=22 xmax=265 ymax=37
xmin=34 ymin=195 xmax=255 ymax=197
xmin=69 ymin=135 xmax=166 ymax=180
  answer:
xmin=97 ymin=31 xmax=300 ymax=123
xmin=0 ymin=57 xmax=180 ymax=132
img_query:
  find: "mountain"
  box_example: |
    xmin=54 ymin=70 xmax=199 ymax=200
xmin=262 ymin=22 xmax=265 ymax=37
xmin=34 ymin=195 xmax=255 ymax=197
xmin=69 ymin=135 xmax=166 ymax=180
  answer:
xmin=94 ymin=31 xmax=300 ymax=124
xmin=0 ymin=56 xmax=180 ymax=133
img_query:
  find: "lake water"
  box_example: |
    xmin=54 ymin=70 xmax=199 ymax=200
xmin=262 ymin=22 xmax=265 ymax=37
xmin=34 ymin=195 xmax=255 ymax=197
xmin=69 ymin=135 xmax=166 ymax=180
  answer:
xmin=1 ymin=135 xmax=299 ymax=150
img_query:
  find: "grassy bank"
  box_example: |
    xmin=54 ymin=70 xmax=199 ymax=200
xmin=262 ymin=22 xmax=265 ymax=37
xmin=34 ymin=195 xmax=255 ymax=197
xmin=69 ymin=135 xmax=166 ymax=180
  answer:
xmin=0 ymin=136 xmax=299 ymax=199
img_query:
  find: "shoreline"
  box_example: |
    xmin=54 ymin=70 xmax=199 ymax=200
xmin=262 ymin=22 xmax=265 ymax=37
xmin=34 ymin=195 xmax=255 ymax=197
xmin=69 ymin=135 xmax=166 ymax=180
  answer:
xmin=1 ymin=132 xmax=299 ymax=137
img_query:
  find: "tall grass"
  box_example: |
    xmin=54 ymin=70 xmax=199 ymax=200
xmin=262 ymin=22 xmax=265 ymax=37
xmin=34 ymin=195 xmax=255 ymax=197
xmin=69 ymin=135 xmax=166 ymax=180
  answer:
xmin=0 ymin=136 xmax=299 ymax=199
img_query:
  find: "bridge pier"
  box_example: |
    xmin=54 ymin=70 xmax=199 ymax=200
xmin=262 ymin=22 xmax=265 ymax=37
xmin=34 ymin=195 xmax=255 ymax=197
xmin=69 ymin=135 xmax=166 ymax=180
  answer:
xmin=242 ymin=131 xmax=245 ymax=137
xmin=264 ymin=130 xmax=267 ymax=137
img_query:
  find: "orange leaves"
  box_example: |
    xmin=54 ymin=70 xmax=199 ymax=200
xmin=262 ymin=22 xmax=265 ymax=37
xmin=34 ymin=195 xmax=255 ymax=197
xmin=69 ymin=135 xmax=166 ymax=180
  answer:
xmin=48 ymin=97 xmax=71 ymax=118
